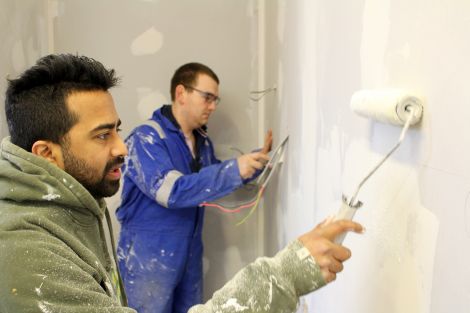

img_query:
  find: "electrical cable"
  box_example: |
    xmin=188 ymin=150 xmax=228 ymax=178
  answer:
xmin=201 ymin=136 xmax=289 ymax=224
xmin=249 ymin=87 xmax=277 ymax=101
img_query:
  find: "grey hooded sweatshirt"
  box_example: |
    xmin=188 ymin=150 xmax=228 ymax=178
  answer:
xmin=0 ymin=137 xmax=326 ymax=313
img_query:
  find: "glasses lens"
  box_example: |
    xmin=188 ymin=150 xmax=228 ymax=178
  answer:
xmin=185 ymin=85 xmax=219 ymax=104
xmin=205 ymin=93 xmax=219 ymax=104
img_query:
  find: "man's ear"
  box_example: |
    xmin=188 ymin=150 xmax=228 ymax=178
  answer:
xmin=31 ymin=140 xmax=64 ymax=168
xmin=175 ymin=84 xmax=187 ymax=105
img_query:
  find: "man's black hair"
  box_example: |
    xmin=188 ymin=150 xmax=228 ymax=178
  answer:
xmin=5 ymin=53 xmax=119 ymax=151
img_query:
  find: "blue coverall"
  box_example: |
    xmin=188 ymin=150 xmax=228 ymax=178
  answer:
xmin=116 ymin=105 xmax=243 ymax=313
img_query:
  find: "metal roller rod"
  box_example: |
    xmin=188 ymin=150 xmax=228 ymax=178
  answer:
xmin=348 ymin=106 xmax=417 ymax=206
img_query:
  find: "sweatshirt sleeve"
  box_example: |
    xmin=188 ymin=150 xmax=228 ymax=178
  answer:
xmin=124 ymin=126 xmax=243 ymax=209
xmin=188 ymin=240 xmax=326 ymax=313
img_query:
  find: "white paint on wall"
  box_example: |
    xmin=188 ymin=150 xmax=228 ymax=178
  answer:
xmin=310 ymin=132 xmax=439 ymax=312
xmin=276 ymin=61 xmax=283 ymax=110
xmin=0 ymin=1 xmax=50 ymax=139
xmin=360 ymin=0 xmax=391 ymax=86
xmin=11 ymin=40 xmax=27 ymax=72
xmin=316 ymin=125 xmax=345 ymax=203
xmin=131 ymin=27 xmax=163 ymax=56
xmin=265 ymin=0 xmax=470 ymax=312
xmin=136 ymin=87 xmax=167 ymax=120
xmin=26 ymin=35 xmax=42 ymax=66
xmin=277 ymin=0 xmax=285 ymax=44
xmin=47 ymin=0 xmax=59 ymax=53
xmin=8 ymin=22 xmax=46 ymax=74
xmin=223 ymin=246 xmax=243 ymax=269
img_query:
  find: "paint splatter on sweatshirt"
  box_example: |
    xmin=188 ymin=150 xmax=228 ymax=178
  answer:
xmin=0 ymin=137 xmax=326 ymax=313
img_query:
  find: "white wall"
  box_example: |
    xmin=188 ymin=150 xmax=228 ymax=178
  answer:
xmin=264 ymin=0 xmax=470 ymax=312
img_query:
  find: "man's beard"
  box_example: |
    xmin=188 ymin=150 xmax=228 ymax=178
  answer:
xmin=62 ymin=148 xmax=124 ymax=198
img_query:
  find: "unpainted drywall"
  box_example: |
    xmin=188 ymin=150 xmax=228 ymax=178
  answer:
xmin=1 ymin=0 xmax=265 ymax=301
xmin=51 ymin=0 xmax=262 ymax=300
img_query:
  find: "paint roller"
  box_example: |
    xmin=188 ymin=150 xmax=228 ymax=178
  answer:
xmin=333 ymin=89 xmax=424 ymax=244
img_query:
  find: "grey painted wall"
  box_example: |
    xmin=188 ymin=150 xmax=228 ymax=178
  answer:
xmin=0 ymin=0 xmax=49 ymax=138
xmin=1 ymin=0 xmax=264 ymax=301
xmin=51 ymin=0 xmax=263 ymax=300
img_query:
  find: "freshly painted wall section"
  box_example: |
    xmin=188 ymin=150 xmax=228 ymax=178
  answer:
xmin=265 ymin=1 xmax=470 ymax=312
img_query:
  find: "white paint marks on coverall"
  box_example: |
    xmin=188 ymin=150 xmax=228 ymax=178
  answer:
xmin=42 ymin=185 xmax=60 ymax=201
xmin=34 ymin=274 xmax=47 ymax=296
xmin=221 ymin=298 xmax=248 ymax=312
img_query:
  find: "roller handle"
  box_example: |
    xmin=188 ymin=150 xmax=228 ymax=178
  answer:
xmin=333 ymin=197 xmax=362 ymax=244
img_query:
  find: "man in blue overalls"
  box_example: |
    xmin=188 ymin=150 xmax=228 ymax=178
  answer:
xmin=116 ymin=62 xmax=272 ymax=313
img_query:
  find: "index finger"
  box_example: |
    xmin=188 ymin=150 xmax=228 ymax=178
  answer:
xmin=318 ymin=220 xmax=363 ymax=241
xmin=251 ymin=152 xmax=270 ymax=163
xmin=261 ymin=130 xmax=273 ymax=154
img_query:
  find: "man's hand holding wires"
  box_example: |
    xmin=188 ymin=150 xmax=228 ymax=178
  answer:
xmin=237 ymin=130 xmax=273 ymax=179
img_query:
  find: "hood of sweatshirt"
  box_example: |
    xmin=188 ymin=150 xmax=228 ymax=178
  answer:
xmin=0 ymin=137 xmax=106 ymax=217
xmin=0 ymin=137 xmax=129 ymax=308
